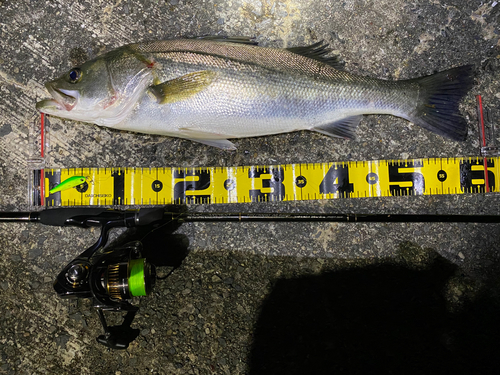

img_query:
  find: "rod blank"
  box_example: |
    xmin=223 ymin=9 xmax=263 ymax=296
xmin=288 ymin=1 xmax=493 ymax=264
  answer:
xmin=177 ymin=212 xmax=500 ymax=223
xmin=1 ymin=210 xmax=499 ymax=224
xmin=0 ymin=212 xmax=40 ymax=222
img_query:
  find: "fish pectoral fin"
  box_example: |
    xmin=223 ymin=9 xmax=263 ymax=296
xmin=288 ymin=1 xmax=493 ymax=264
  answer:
xmin=312 ymin=115 xmax=363 ymax=140
xmin=178 ymin=128 xmax=236 ymax=150
xmin=287 ymin=41 xmax=345 ymax=70
xmin=149 ymin=70 xmax=216 ymax=104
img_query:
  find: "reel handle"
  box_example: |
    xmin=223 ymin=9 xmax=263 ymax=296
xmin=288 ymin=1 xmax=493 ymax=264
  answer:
xmin=96 ymin=309 xmax=139 ymax=350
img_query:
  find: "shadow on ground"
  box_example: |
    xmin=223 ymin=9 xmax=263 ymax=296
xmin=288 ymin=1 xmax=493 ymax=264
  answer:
xmin=248 ymin=246 xmax=500 ymax=375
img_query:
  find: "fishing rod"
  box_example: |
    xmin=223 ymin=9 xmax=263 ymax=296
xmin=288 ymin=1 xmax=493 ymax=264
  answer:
xmin=2 ymin=207 xmax=500 ymax=349
xmin=4 ymin=208 xmax=500 ymax=224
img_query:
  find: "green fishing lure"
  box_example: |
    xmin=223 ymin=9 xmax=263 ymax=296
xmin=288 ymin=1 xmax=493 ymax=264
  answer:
xmin=49 ymin=176 xmax=87 ymax=194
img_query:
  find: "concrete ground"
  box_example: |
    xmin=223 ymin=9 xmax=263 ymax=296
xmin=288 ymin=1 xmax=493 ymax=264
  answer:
xmin=1 ymin=0 xmax=500 ymax=374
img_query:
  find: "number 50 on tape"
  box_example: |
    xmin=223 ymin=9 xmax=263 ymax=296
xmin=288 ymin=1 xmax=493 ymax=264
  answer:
xmin=32 ymin=157 xmax=497 ymax=207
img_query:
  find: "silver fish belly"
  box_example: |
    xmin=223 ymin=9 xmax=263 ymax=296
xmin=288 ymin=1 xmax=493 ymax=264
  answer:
xmin=36 ymin=38 xmax=473 ymax=149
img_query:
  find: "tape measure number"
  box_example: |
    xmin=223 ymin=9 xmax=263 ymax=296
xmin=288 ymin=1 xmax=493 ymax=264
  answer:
xmin=34 ymin=157 xmax=497 ymax=207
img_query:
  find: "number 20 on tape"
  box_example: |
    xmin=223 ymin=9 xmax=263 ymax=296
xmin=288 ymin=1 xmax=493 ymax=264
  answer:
xmin=36 ymin=157 xmax=498 ymax=207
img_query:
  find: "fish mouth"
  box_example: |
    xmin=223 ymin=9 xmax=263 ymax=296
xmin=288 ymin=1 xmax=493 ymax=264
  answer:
xmin=36 ymin=82 xmax=79 ymax=112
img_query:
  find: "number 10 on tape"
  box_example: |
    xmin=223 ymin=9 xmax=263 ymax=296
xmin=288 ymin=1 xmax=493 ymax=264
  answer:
xmin=36 ymin=157 xmax=498 ymax=207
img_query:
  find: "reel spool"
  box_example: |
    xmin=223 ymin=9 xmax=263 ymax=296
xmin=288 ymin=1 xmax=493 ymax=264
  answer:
xmin=105 ymin=258 xmax=156 ymax=300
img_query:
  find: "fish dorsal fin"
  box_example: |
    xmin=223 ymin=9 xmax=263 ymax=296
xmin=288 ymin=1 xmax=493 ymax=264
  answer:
xmin=149 ymin=70 xmax=216 ymax=104
xmin=287 ymin=41 xmax=344 ymax=70
xmin=196 ymin=36 xmax=258 ymax=45
xmin=312 ymin=115 xmax=363 ymax=139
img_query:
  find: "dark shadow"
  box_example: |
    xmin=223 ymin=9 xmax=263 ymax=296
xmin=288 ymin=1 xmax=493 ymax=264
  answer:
xmin=249 ymin=250 xmax=500 ymax=375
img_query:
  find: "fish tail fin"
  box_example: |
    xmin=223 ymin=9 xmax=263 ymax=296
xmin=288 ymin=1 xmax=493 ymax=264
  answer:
xmin=406 ymin=65 xmax=474 ymax=141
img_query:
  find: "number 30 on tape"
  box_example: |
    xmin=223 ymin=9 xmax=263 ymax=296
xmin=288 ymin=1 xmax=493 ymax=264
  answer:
xmin=35 ymin=157 xmax=497 ymax=207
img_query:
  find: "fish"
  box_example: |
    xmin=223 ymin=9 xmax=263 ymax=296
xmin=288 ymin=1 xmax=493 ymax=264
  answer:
xmin=36 ymin=37 xmax=474 ymax=150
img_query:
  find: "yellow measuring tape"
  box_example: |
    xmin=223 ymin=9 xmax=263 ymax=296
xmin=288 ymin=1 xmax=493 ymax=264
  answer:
xmin=35 ymin=157 xmax=497 ymax=207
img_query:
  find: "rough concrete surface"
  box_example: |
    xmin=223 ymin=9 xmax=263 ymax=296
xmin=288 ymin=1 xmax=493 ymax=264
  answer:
xmin=1 ymin=0 xmax=500 ymax=374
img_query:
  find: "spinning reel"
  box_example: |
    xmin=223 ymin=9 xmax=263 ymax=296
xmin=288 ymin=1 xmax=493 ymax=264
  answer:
xmin=2 ymin=208 xmax=500 ymax=349
xmin=37 ymin=208 xmax=167 ymax=349
xmin=55 ymin=240 xmax=156 ymax=349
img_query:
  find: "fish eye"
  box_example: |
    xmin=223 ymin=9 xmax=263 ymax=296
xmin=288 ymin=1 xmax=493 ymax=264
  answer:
xmin=68 ymin=68 xmax=82 ymax=83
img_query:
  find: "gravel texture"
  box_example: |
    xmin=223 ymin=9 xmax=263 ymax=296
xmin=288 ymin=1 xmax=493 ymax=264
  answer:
xmin=1 ymin=0 xmax=500 ymax=374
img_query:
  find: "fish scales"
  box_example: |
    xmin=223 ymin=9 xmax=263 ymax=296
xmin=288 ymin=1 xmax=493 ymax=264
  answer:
xmin=133 ymin=42 xmax=416 ymax=134
xmin=36 ymin=38 xmax=474 ymax=149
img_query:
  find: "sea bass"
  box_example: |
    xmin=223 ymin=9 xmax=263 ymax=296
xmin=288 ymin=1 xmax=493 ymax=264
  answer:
xmin=36 ymin=38 xmax=473 ymax=149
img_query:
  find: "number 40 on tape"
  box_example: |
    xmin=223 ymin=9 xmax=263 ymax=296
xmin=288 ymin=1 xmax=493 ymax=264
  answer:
xmin=34 ymin=157 xmax=497 ymax=207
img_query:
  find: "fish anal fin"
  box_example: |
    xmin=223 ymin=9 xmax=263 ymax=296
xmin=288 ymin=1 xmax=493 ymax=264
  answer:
xmin=287 ymin=41 xmax=345 ymax=70
xmin=192 ymin=138 xmax=236 ymax=150
xmin=149 ymin=70 xmax=216 ymax=104
xmin=178 ymin=128 xmax=236 ymax=150
xmin=312 ymin=115 xmax=362 ymax=139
